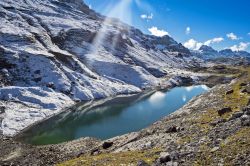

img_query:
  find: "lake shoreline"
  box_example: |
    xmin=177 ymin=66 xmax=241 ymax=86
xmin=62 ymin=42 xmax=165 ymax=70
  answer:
xmin=16 ymin=85 xmax=208 ymax=145
xmin=1 ymin=68 xmax=240 ymax=165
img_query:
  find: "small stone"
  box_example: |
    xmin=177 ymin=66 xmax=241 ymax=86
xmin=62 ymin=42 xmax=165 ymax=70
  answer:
xmin=210 ymin=118 xmax=227 ymax=126
xmin=211 ymin=147 xmax=220 ymax=152
xmin=226 ymin=89 xmax=234 ymax=95
xmin=102 ymin=141 xmax=113 ymax=149
xmin=241 ymin=115 xmax=250 ymax=126
xmin=74 ymin=98 xmax=81 ymax=102
xmin=0 ymin=106 xmax=5 ymax=114
xmin=137 ymin=160 xmax=150 ymax=166
xmin=170 ymin=152 xmax=179 ymax=160
xmin=90 ymin=148 xmax=99 ymax=155
xmin=1 ymin=68 xmax=9 ymax=75
xmin=241 ymin=88 xmax=250 ymax=94
xmin=166 ymin=161 xmax=178 ymax=166
xmin=217 ymin=107 xmax=232 ymax=116
xmin=240 ymin=83 xmax=247 ymax=87
xmin=242 ymin=106 xmax=250 ymax=115
xmin=229 ymin=111 xmax=244 ymax=120
xmin=145 ymin=141 xmax=152 ymax=149
xmin=159 ymin=152 xmax=171 ymax=163
xmin=46 ymin=82 xmax=55 ymax=89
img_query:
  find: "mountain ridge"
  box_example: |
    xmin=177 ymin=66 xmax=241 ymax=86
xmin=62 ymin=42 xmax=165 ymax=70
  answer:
xmin=192 ymin=44 xmax=250 ymax=65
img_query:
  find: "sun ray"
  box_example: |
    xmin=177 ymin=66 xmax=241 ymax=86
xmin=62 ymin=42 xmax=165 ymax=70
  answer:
xmin=86 ymin=0 xmax=133 ymax=66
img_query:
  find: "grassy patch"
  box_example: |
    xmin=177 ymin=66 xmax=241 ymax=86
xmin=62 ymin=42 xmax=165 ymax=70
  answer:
xmin=58 ymin=149 xmax=161 ymax=166
xmin=223 ymin=82 xmax=249 ymax=110
xmin=218 ymin=127 xmax=250 ymax=164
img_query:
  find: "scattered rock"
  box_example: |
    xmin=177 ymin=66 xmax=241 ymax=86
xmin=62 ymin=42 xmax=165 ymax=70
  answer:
xmin=46 ymin=82 xmax=55 ymax=89
xmin=240 ymin=82 xmax=247 ymax=87
xmin=241 ymin=115 xmax=250 ymax=126
xmin=102 ymin=141 xmax=113 ymax=149
xmin=74 ymin=98 xmax=81 ymax=103
xmin=229 ymin=111 xmax=244 ymax=120
xmin=170 ymin=152 xmax=179 ymax=160
xmin=137 ymin=160 xmax=150 ymax=166
xmin=0 ymin=106 xmax=5 ymax=114
xmin=90 ymin=148 xmax=100 ymax=155
xmin=241 ymin=88 xmax=250 ymax=94
xmin=1 ymin=68 xmax=9 ymax=75
xmin=145 ymin=141 xmax=153 ymax=149
xmin=225 ymin=89 xmax=234 ymax=95
xmin=211 ymin=147 xmax=220 ymax=153
xmin=242 ymin=106 xmax=250 ymax=115
xmin=165 ymin=161 xmax=178 ymax=166
xmin=210 ymin=118 xmax=227 ymax=126
xmin=217 ymin=107 xmax=232 ymax=116
xmin=166 ymin=126 xmax=178 ymax=133
xmin=159 ymin=152 xmax=171 ymax=163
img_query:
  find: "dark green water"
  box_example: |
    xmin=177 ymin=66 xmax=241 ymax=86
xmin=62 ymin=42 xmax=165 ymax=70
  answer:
xmin=17 ymin=85 xmax=208 ymax=145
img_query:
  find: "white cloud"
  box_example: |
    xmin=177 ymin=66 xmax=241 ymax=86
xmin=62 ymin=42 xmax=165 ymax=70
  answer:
xmin=204 ymin=37 xmax=224 ymax=46
xmin=148 ymin=27 xmax=169 ymax=37
xmin=183 ymin=39 xmax=203 ymax=50
xmin=184 ymin=37 xmax=224 ymax=50
xmin=227 ymin=32 xmax=240 ymax=40
xmin=185 ymin=27 xmax=191 ymax=35
xmin=248 ymin=32 xmax=250 ymax=36
xmin=230 ymin=42 xmax=250 ymax=51
xmin=140 ymin=13 xmax=153 ymax=20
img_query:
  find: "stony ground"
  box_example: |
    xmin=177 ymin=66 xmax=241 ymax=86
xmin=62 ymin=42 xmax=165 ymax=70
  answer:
xmin=0 ymin=66 xmax=249 ymax=166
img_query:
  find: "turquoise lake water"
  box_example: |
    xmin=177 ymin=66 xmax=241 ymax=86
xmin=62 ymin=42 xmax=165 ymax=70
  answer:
xmin=18 ymin=85 xmax=208 ymax=145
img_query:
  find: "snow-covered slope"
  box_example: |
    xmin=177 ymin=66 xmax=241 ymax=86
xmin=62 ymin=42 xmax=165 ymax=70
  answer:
xmin=0 ymin=0 xmax=203 ymax=136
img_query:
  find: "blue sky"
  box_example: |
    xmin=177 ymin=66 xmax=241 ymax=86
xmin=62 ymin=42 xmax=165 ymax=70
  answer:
xmin=84 ymin=0 xmax=250 ymax=52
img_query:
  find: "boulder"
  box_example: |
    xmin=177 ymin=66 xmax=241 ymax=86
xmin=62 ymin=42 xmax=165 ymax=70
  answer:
xmin=102 ymin=141 xmax=113 ymax=149
xmin=159 ymin=152 xmax=171 ymax=163
xmin=0 ymin=106 xmax=5 ymax=114
xmin=240 ymin=82 xmax=247 ymax=87
xmin=242 ymin=106 xmax=250 ymax=115
xmin=166 ymin=126 xmax=178 ymax=133
xmin=225 ymin=89 xmax=234 ymax=95
xmin=241 ymin=115 xmax=250 ymax=126
xmin=217 ymin=107 xmax=232 ymax=116
xmin=241 ymin=88 xmax=250 ymax=94
xmin=229 ymin=111 xmax=244 ymax=120
xmin=90 ymin=148 xmax=100 ymax=155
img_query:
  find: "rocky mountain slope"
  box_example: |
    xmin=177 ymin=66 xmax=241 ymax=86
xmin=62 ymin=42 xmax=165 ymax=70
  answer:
xmin=0 ymin=0 xmax=207 ymax=136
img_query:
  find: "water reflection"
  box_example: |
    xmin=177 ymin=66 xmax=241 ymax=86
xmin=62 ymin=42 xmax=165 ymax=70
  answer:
xmin=17 ymin=85 xmax=209 ymax=145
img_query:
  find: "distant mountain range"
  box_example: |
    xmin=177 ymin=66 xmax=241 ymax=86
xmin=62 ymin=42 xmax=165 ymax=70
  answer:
xmin=191 ymin=45 xmax=250 ymax=65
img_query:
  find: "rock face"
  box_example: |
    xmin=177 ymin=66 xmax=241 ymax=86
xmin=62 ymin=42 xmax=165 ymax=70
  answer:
xmin=0 ymin=0 xmax=204 ymax=135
